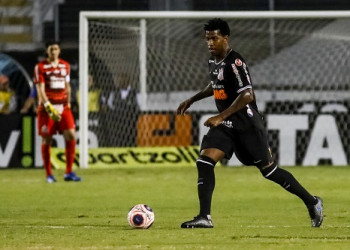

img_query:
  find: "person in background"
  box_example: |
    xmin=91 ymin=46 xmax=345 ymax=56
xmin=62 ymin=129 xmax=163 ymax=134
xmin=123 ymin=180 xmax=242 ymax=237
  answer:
xmin=0 ymin=74 xmax=17 ymax=114
xmin=100 ymin=72 xmax=140 ymax=146
xmin=76 ymin=74 xmax=101 ymax=113
xmin=34 ymin=41 xmax=81 ymax=183
xmin=20 ymin=86 xmax=37 ymax=114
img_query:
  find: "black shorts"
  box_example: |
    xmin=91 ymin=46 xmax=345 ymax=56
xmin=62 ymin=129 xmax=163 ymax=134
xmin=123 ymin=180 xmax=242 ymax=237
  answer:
xmin=200 ymin=123 xmax=273 ymax=167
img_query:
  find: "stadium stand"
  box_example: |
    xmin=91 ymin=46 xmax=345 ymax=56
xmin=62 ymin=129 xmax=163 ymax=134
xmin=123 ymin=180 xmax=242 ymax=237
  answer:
xmin=251 ymin=19 xmax=350 ymax=91
xmin=2 ymin=0 xmax=350 ymax=104
xmin=0 ymin=0 xmax=33 ymax=49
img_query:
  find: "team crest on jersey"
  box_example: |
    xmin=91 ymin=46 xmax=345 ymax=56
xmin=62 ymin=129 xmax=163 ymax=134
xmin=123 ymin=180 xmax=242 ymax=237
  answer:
xmin=235 ymin=58 xmax=243 ymax=67
xmin=222 ymin=120 xmax=233 ymax=128
xmin=217 ymin=68 xmax=224 ymax=81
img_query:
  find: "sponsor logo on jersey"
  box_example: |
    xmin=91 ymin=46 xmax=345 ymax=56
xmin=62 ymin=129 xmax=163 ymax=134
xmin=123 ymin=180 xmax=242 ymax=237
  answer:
xmin=231 ymin=64 xmax=243 ymax=87
xmin=217 ymin=68 xmax=224 ymax=81
xmin=212 ymin=83 xmax=224 ymax=88
xmin=222 ymin=120 xmax=233 ymax=128
xmin=213 ymin=89 xmax=227 ymax=100
xmin=247 ymin=107 xmax=254 ymax=117
xmin=242 ymin=63 xmax=252 ymax=84
xmin=235 ymin=58 xmax=243 ymax=67
xmin=43 ymin=64 xmax=52 ymax=69
xmin=49 ymin=76 xmax=66 ymax=89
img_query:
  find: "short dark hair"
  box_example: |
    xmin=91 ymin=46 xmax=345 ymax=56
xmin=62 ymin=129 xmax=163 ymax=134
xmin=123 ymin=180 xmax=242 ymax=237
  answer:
xmin=45 ymin=40 xmax=60 ymax=48
xmin=204 ymin=18 xmax=230 ymax=36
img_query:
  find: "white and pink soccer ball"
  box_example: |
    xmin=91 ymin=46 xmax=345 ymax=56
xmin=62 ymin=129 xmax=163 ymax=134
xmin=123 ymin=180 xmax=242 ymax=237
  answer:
xmin=127 ymin=204 xmax=155 ymax=229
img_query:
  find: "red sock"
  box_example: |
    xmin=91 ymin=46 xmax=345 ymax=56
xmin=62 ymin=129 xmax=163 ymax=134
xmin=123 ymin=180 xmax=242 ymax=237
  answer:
xmin=65 ymin=140 xmax=76 ymax=174
xmin=41 ymin=144 xmax=52 ymax=177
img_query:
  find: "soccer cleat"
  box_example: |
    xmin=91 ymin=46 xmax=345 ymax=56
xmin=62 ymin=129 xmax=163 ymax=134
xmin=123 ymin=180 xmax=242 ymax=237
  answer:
xmin=307 ymin=196 xmax=324 ymax=227
xmin=181 ymin=215 xmax=214 ymax=228
xmin=47 ymin=175 xmax=57 ymax=183
xmin=64 ymin=172 xmax=82 ymax=182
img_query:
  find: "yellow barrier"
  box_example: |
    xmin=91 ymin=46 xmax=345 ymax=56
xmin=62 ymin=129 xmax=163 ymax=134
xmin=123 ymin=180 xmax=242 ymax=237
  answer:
xmin=51 ymin=146 xmax=222 ymax=169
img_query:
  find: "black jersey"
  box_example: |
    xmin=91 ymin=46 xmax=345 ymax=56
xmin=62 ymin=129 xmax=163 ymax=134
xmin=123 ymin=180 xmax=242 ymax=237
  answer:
xmin=208 ymin=49 xmax=260 ymax=129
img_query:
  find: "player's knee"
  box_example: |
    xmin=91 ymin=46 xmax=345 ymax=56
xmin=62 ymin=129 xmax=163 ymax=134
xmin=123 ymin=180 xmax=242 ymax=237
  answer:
xmin=64 ymin=130 xmax=75 ymax=141
xmin=42 ymin=136 xmax=52 ymax=145
xmin=196 ymin=155 xmax=217 ymax=169
xmin=196 ymin=155 xmax=216 ymax=179
xmin=259 ymin=161 xmax=277 ymax=178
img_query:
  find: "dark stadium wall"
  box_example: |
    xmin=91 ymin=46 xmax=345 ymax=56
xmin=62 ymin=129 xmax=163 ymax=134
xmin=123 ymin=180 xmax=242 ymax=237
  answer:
xmin=274 ymin=0 xmax=350 ymax=10
xmin=47 ymin=0 xmax=350 ymax=45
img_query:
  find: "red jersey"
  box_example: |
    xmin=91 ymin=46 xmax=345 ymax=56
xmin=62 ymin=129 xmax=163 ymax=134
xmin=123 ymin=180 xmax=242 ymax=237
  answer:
xmin=34 ymin=58 xmax=70 ymax=105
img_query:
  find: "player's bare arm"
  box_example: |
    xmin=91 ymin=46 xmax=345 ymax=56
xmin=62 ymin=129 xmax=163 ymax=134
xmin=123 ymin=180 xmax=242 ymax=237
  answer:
xmin=37 ymin=82 xmax=49 ymax=104
xmin=204 ymin=88 xmax=254 ymax=127
xmin=65 ymin=82 xmax=71 ymax=109
xmin=177 ymin=83 xmax=213 ymax=115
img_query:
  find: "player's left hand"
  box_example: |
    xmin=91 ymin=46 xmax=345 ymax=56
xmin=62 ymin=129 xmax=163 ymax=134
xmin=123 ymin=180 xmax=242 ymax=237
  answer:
xmin=44 ymin=102 xmax=62 ymax=122
xmin=204 ymin=115 xmax=223 ymax=127
xmin=176 ymin=99 xmax=192 ymax=115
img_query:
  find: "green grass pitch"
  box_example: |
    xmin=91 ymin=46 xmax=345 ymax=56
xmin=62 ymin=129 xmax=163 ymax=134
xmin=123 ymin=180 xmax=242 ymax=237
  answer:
xmin=1 ymin=166 xmax=350 ymax=249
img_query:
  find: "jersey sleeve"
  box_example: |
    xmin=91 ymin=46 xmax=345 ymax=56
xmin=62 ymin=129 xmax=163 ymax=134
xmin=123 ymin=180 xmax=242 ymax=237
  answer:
xmin=29 ymin=86 xmax=37 ymax=98
xmin=229 ymin=57 xmax=252 ymax=93
xmin=33 ymin=63 xmax=44 ymax=84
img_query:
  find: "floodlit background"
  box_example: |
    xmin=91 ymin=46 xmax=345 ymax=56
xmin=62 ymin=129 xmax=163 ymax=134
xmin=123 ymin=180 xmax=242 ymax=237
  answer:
xmin=1 ymin=1 xmax=350 ymax=249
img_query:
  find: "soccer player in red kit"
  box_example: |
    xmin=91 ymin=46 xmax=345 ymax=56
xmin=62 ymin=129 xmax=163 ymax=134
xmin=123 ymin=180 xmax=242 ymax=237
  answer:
xmin=34 ymin=41 xmax=81 ymax=183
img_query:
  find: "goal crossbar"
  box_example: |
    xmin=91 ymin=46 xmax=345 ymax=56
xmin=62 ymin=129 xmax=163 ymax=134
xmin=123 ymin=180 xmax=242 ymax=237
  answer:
xmin=80 ymin=10 xmax=350 ymax=19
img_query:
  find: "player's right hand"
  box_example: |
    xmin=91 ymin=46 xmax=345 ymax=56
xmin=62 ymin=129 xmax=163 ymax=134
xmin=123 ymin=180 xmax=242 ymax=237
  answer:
xmin=44 ymin=102 xmax=61 ymax=121
xmin=176 ymin=99 xmax=192 ymax=115
xmin=204 ymin=114 xmax=223 ymax=127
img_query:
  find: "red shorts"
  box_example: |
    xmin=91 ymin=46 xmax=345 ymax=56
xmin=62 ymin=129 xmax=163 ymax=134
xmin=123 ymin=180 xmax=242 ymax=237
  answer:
xmin=37 ymin=104 xmax=76 ymax=137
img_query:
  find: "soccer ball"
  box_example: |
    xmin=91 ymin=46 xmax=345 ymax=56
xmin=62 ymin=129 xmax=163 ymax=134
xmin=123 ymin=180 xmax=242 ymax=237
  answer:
xmin=127 ymin=204 xmax=155 ymax=229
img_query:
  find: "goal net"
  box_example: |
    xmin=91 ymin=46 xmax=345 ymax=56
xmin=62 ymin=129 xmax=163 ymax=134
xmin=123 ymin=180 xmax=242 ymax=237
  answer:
xmin=79 ymin=11 xmax=350 ymax=167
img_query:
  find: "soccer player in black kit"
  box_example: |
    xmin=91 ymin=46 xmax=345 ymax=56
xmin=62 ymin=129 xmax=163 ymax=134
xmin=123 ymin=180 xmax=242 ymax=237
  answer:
xmin=177 ymin=18 xmax=323 ymax=228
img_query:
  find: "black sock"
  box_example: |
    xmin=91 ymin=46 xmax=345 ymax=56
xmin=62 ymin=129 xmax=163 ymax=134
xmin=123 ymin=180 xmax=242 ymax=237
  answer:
xmin=260 ymin=163 xmax=317 ymax=206
xmin=197 ymin=155 xmax=216 ymax=216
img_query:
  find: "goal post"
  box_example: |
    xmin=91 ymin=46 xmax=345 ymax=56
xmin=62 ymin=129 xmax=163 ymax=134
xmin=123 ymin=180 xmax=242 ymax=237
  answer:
xmin=79 ymin=11 xmax=350 ymax=168
xmin=79 ymin=12 xmax=89 ymax=168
